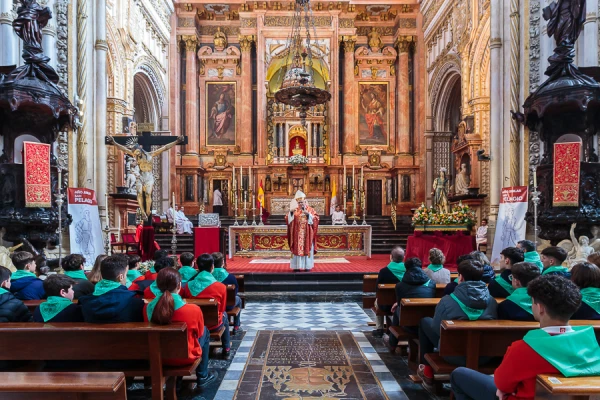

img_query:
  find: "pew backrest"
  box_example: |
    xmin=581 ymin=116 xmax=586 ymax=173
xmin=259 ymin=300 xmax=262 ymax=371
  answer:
xmin=535 ymin=374 xmax=600 ymax=400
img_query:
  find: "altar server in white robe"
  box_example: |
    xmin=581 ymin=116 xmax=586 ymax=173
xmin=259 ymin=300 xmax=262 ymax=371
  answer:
xmin=176 ymin=206 xmax=194 ymax=234
xmin=166 ymin=203 xmax=175 ymax=223
xmin=331 ymin=204 xmax=346 ymax=225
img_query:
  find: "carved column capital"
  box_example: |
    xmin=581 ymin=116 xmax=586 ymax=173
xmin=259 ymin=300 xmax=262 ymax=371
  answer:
xmin=395 ymin=35 xmax=415 ymax=53
xmin=340 ymin=35 xmax=357 ymax=53
xmin=238 ymin=35 xmax=254 ymax=52
xmin=180 ymin=35 xmax=198 ymax=53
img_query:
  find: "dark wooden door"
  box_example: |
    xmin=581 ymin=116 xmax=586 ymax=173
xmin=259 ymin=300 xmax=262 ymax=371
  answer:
xmin=367 ymin=180 xmax=382 ymax=216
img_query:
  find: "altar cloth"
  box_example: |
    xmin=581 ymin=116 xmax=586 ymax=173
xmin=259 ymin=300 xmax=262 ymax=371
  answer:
xmin=405 ymin=232 xmax=474 ymax=270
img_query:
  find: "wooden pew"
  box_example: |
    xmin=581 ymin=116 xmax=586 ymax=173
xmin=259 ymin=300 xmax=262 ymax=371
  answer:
xmin=225 ymin=284 xmax=241 ymax=331
xmin=0 ymin=322 xmax=197 ymax=400
xmin=429 ymin=320 xmax=600 ymax=375
xmin=535 ymin=374 xmax=600 ymax=400
xmin=234 ymin=274 xmax=245 ymax=309
xmin=372 ymin=283 xmax=397 ymax=330
xmin=363 ymin=274 xmax=378 ymax=309
xmin=0 ymin=372 xmax=126 ymax=400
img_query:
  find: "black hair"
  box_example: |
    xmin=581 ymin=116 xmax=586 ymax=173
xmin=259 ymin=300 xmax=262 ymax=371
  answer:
xmin=500 ymin=247 xmax=525 ymax=265
xmin=154 ymin=257 xmax=175 ymax=272
xmin=154 ymin=249 xmax=169 ymax=261
xmin=212 ymin=252 xmax=225 ymax=268
xmin=527 ymin=275 xmax=582 ymax=321
xmin=11 ymin=251 xmax=35 ymax=270
xmin=180 ymin=252 xmax=195 ymax=267
xmin=456 ymin=254 xmax=475 ymax=265
xmin=127 ymin=254 xmax=141 ymax=270
xmin=100 ymin=256 xmax=128 ymax=281
xmin=457 ymin=260 xmax=484 ymax=281
xmin=541 ymin=246 xmax=568 ymax=264
xmin=61 ymin=254 xmax=86 ymax=271
xmin=517 ymin=240 xmax=536 ymax=253
xmin=0 ymin=265 xmax=11 ymax=285
xmin=44 ymin=274 xmax=76 ymax=297
xmin=405 ymin=257 xmax=422 ymax=269
xmin=196 ymin=253 xmax=214 ymax=273
xmin=511 ymin=262 xmax=541 ymax=287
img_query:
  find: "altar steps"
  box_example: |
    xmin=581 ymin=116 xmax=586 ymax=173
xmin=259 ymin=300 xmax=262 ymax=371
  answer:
xmin=154 ymin=234 xmax=194 ymax=254
xmin=242 ymin=272 xmax=364 ymax=292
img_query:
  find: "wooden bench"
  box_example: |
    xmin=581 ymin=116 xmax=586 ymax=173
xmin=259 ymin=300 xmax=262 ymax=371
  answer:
xmin=0 ymin=322 xmax=197 ymax=400
xmin=363 ymin=274 xmax=378 ymax=309
xmin=234 ymin=274 xmax=245 ymax=309
xmin=535 ymin=374 xmax=600 ymax=400
xmin=0 ymin=372 xmax=126 ymax=400
xmin=372 ymin=283 xmax=397 ymax=330
xmin=225 ymin=284 xmax=241 ymax=331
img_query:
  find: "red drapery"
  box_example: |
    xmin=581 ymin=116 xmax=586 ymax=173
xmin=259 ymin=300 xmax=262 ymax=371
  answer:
xmin=553 ymin=142 xmax=581 ymax=206
xmin=24 ymin=142 xmax=51 ymax=207
xmin=405 ymin=232 xmax=475 ymax=271
xmin=193 ymin=227 xmax=220 ymax=256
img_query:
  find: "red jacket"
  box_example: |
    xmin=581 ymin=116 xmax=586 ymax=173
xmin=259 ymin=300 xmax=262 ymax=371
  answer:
xmin=143 ymin=303 xmax=204 ymax=366
xmin=144 ymin=271 xmax=158 ymax=280
xmin=494 ymin=340 xmax=559 ymax=400
xmin=181 ymin=282 xmax=226 ymax=330
xmin=143 ymin=286 xmax=156 ymax=300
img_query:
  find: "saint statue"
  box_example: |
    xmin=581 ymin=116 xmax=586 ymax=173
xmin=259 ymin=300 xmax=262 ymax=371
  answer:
xmin=565 ymin=222 xmax=595 ymax=266
xmin=292 ymin=138 xmax=303 ymax=156
xmin=286 ymin=190 xmax=320 ymax=271
xmin=454 ymin=163 xmax=470 ymax=195
xmin=213 ymin=26 xmax=228 ymax=51
xmin=368 ymin=27 xmax=382 ymax=52
xmin=433 ymin=168 xmax=450 ymax=214
xmin=106 ymin=135 xmax=184 ymax=219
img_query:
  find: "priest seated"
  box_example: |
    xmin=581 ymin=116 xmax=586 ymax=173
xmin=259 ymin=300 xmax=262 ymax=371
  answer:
xmin=176 ymin=206 xmax=193 ymax=234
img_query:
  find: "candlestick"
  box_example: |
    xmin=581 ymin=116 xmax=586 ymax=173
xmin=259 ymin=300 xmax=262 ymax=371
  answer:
xmin=240 ymin=165 xmax=243 ymax=191
xmin=249 ymin=166 xmax=252 ymax=192
xmin=259 ymin=203 xmax=264 ymax=226
xmin=232 ymin=166 xmax=235 ymax=189
xmin=172 ymin=191 xmax=175 ymax=207
xmin=361 ymin=166 xmax=364 ymax=191
xmin=352 ymin=166 xmax=355 ymax=192
xmin=533 ymin=166 xmax=537 ymax=188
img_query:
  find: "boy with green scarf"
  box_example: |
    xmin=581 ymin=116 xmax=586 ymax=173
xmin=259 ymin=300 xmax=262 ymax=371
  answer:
xmin=373 ymin=246 xmax=406 ymax=338
xmin=451 ymin=275 xmax=600 ymax=400
xmin=497 ymin=262 xmax=540 ymax=321
xmin=9 ymin=251 xmax=45 ymax=300
xmin=0 ymin=265 xmax=31 ymax=322
xmin=488 ymin=247 xmax=524 ymax=298
xmin=517 ymin=240 xmax=544 ymax=271
xmin=540 ymin=246 xmax=571 ymax=278
xmin=61 ymin=254 xmax=94 ymax=299
xmin=178 ymin=252 xmax=198 ymax=284
xmin=33 ymin=274 xmax=83 ymax=322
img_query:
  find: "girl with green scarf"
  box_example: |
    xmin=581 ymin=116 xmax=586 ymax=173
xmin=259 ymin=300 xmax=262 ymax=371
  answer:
xmin=570 ymin=262 xmax=600 ymax=319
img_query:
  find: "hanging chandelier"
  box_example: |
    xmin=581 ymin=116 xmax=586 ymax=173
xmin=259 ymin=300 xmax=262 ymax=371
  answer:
xmin=274 ymin=0 xmax=331 ymax=125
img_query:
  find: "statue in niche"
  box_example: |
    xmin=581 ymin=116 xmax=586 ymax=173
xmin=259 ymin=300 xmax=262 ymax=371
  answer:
xmin=292 ymin=138 xmax=303 ymax=156
xmin=367 ymin=27 xmax=382 ymax=52
xmin=213 ymin=27 xmax=227 ymax=51
xmin=432 ymin=168 xmax=450 ymax=214
xmin=454 ymin=163 xmax=471 ymax=195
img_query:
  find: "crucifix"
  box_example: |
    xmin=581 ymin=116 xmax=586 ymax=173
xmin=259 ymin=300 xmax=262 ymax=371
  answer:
xmin=105 ymin=122 xmax=188 ymax=222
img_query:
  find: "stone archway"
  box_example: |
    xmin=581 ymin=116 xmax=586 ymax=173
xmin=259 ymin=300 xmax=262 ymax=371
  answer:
xmin=133 ymin=72 xmax=161 ymax=125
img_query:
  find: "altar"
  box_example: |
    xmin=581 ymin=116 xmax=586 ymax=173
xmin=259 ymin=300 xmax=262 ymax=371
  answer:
xmin=228 ymin=225 xmax=372 ymax=259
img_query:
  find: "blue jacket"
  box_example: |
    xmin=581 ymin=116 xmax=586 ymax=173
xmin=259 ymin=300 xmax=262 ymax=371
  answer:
xmin=497 ymin=298 xmax=535 ymax=321
xmin=79 ymin=286 xmax=144 ymax=323
xmin=33 ymin=303 xmax=84 ymax=323
xmin=10 ymin=276 xmax=45 ymax=300
xmin=571 ymin=302 xmax=600 ymax=320
xmin=222 ymin=273 xmax=239 ymax=311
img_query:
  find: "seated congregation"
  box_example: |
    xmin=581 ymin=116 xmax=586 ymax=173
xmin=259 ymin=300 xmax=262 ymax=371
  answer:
xmin=371 ymin=241 xmax=600 ymax=399
xmin=0 ymin=248 xmax=242 ymax=393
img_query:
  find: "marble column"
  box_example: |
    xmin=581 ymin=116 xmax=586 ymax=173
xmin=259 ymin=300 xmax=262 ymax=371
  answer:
xmin=584 ymin=0 xmax=598 ymax=67
xmin=0 ymin=0 xmax=16 ymax=66
xmin=396 ymin=37 xmax=411 ymax=154
xmin=239 ymin=35 xmax=253 ymax=155
xmin=42 ymin=0 xmax=57 ymax=68
xmin=490 ymin=1 xmax=504 ymax=217
xmin=342 ymin=36 xmax=356 ymax=154
xmin=183 ymin=35 xmax=199 ymax=155
xmin=94 ymin=0 xmax=107 ymax=218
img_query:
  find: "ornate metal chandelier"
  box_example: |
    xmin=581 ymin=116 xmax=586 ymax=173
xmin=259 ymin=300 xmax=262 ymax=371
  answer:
xmin=274 ymin=0 xmax=331 ymax=125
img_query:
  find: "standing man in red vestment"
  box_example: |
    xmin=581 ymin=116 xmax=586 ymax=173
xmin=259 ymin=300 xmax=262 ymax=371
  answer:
xmin=286 ymin=190 xmax=319 ymax=271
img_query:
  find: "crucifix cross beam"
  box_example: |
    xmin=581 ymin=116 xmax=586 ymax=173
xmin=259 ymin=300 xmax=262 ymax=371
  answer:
xmin=104 ymin=122 xmax=188 ymax=150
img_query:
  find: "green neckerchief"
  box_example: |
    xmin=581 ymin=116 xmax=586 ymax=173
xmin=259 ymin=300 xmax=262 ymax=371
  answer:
xmin=39 ymin=296 xmax=73 ymax=322
xmin=11 ymin=270 xmax=37 ymax=280
xmin=127 ymin=269 xmax=143 ymax=282
xmin=450 ymin=293 xmax=485 ymax=321
xmin=149 ymin=281 xmax=162 ymax=297
xmin=524 ymin=326 xmax=600 ymax=377
xmin=125 ymin=279 xmax=132 ymax=288
xmin=178 ymin=266 xmax=197 ymax=283
xmin=543 ymin=266 xmax=568 ymax=275
xmin=150 ymin=265 xmax=156 ymax=273
xmin=64 ymin=270 xmax=87 ymax=280
xmin=427 ymin=264 xmax=443 ymax=272
xmin=93 ymin=280 xmax=122 ymax=296
xmin=581 ymin=287 xmax=600 ymax=314
xmin=506 ymin=287 xmax=533 ymax=314
xmin=423 ymin=280 xmax=431 ymax=286
xmin=212 ymin=268 xmax=229 ymax=282
xmin=187 ymin=271 xmax=217 ymax=297
xmin=0 ymin=287 xmax=8 ymax=295
xmin=454 ymin=277 xmax=459 ymax=283
xmin=387 ymin=262 xmax=406 ymax=281
xmin=495 ymin=273 xmax=515 ymax=295
xmin=146 ymin=292 xmax=185 ymax=321
xmin=524 ymin=252 xmax=544 ymax=271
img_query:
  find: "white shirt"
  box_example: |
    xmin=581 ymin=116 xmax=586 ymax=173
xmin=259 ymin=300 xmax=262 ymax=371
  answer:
xmin=332 ymin=210 xmax=345 ymax=225
xmin=476 ymin=225 xmax=488 ymax=243
xmin=213 ymin=190 xmax=223 ymax=206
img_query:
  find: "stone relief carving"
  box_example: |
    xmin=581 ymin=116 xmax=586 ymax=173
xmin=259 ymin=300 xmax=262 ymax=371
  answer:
xmin=529 ymin=0 xmax=541 ymax=93
xmin=56 ymin=0 xmax=68 ymax=96
xmin=397 ymin=18 xmax=417 ymax=29
xmin=356 ymin=26 xmax=394 ymax=36
xmin=339 ymin=18 xmax=354 ymax=28
xmin=177 ymin=17 xmax=194 ymax=27
xmin=264 ymin=16 xmax=331 ymax=27
xmin=240 ymin=18 xmax=256 ymax=28
xmin=198 ymin=25 xmax=239 ymax=36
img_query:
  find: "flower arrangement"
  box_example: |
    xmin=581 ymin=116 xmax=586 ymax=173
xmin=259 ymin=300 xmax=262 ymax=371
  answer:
xmin=139 ymin=261 xmax=153 ymax=275
xmin=412 ymin=202 xmax=477 ymax=226
xmin=288 ymin=154 xmax=308 ymax=165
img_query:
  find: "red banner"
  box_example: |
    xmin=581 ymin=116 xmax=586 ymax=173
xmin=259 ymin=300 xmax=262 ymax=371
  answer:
xmin=24 ymin=142 xmax=51 ymax=208
xmin=553 ymin=142 xmax=581 ymax=207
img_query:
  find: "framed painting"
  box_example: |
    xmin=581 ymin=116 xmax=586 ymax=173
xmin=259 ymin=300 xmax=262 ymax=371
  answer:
xmin=358 ymin=82 xmax=389 ymax=146
xmin=206 ymin=82 xmax=236 ymax=146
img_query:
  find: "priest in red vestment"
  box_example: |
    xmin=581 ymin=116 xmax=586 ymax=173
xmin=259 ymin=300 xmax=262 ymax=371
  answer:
xmin=285 ymin=190 xmax=319 ymax=271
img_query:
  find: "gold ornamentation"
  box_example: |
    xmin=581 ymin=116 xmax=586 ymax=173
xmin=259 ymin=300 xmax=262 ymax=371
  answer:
xmin=198 ymin=25 xmax=240 ymax=36
xmin=264 ymin=15 xmax=331 ymax=27
xmin=177 ymin=17 xmax=194 ymax=27
xmin=238 ymin=233 xmax=253 ymax=251
xmin=339 ymin=18 xmax=354 ymax=28
xmin=240 ymin=18 xmax=256 ymax=28
xmin=368 ymin=150 xmax=381 ymax=168
xmin=341 ymin=35 xmax=356 ymax=53
xmin=390 ymin=65 xmax=396 ymax=76
xmin=370 ymin=66 xmax=378 ymax=79
xmin=348 ymin=233 xmax=362 ymax=250
xmin=397 ymin=18 xmax=417 ymax=29
xmin=239 ymin=35 xmax=253 ymax=52
xmin=395 ymin=35 xmax=415 ymax=53
xmin=213 ymin=27 xmax=227 ymax=51
xmin=367 ymin=27 xmax=382 ymax=52
xmin=356 ymin=26 xmax=393 ymax=36
xmin=181 ymin=35 xmax=198 ymax=52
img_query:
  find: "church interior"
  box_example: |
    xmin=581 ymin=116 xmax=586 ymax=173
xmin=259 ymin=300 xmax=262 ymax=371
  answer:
xmin=2 ymin=0 xmax=600 ymax=399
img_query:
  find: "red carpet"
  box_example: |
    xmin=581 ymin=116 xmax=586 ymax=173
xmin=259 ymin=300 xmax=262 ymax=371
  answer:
xmin=225 ymin=254 xmax=390 ymax=273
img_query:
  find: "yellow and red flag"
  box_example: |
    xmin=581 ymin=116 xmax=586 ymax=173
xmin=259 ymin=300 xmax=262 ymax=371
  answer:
xmin=257 ymin=180 xmax=265 ymax=208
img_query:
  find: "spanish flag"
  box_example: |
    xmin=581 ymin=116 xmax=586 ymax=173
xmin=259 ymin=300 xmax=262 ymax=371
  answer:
xmin=257 ymin=179 xmax=265 ymax=208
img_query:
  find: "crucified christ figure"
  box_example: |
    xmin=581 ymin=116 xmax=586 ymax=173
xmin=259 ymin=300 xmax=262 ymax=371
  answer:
xmin=106 ymin=135 xmax=184 ymax=219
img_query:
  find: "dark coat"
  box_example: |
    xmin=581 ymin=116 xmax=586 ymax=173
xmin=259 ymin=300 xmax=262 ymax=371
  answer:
xmin=488 ymin=269 xmax=513 ymax=298
xmin=71 ymin=279 xmax=95 ymax=300
xmin=79 ymin=286 xmax=144 ymax=323
xmin=497 ymin=299 xmax=535 ymax=321
xmin=0 ymin=292 xmax=32 ymax=322
xmin=376 ymin=267 xmax=402 ymax=285
xmin=395 ymin=268 xmax=436 ymax=301
xmin=571 ymin=302 xmax=600 ymax=320
xmin=222 ymin=273 xmax=239 ymax=311
xmin=10 ymin=276 xmax=45 ymax=300
xmin=33 ymin=303 xmax=84 ymax=323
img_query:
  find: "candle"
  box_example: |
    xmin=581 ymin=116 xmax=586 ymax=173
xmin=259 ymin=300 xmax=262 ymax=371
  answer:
xmin=240 ymin=165 xmax=243 ymax=191
xmin=252 ymin=194 xmax=255 ymax=207
xmin=352 ymin=166 xmax=355 ymax=191
xmin=104 ymin=193 xmax=109 ymax=227
xmin=361 ymin=166 xmax=364 ymax=190
xmin=172 ymin=191 xmax=175 ymax=208
xmin=533 ymin=167 xmax=537 ymax=188
xmin=249 ymin=166 xmax=252 ymax=192
xmin=232 ymin=166 xmax=235 ymax=189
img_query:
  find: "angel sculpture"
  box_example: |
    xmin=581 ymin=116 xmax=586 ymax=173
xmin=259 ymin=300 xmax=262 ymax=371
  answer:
xmin=557 ymin=223 xmax=595 ymax=267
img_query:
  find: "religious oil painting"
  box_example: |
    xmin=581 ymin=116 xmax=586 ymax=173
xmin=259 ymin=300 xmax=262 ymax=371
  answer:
xmin=206 ymin=82 xmax=236 ymax=146
xmin=358 ymin=82 xmax=389 ymax=146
